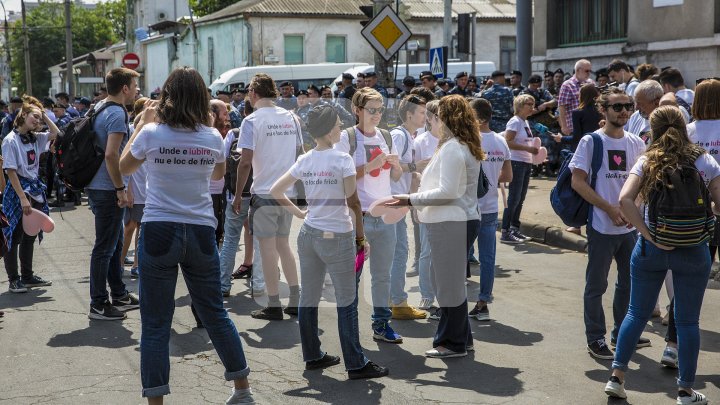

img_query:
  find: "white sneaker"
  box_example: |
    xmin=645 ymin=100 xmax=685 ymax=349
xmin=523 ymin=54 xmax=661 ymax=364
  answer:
xmin=661 ymin=346 xmax=679 ymax=369
xmin=226 ymin=387 xmax=255 ymax=404
xmin=604 ymin=376 xmax=627 ymax=399
xmin=677 ymin=390 xmax=708 ymax=405
xmin=418 ymin=297 xmax=434 ymax=310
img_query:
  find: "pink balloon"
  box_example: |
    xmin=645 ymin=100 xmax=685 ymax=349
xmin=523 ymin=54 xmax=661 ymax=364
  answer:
xmin=22 ymin=208 xmax=55 ymax=236
xmin=532 ymin=137 xmax=542 ymax=148
xmin=532 ymin=146 xmax=548 ymax=165
xmin=368 ymin=196 xmax=410 ymax=224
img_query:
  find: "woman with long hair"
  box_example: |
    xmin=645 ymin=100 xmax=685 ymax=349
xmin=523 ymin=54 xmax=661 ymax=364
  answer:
xmin=120 ymin=67 xmax=254 ymax=405
xmin=2 ymin=95 xmax=59 ymax=293
xmin=566 ymin=83 xmax=602 ymax=151
xmin=606 ymin=106 xmax=720 ymax=405
xmin=387 ymin=95 xmax=483 ymax=357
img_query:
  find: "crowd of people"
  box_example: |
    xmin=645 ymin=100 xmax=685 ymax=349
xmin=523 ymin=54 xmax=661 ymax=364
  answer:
xmin=0 ymin=56 xmax=716 ymax=405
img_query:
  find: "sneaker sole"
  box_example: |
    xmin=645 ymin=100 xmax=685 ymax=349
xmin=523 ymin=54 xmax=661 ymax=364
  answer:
xmin=610 ymin=341 xmax=652 ymax=349
xmin=661 ymin=358 xmax=679 ymax=368
xmin=9 ymin=288 xmax=28 ymax=293
xmin=391 ymin=314 xmax=427 ymax=320
xmin=373 ymin=335 xmax=403 ymax=344
xmin=306 ymin=357 xmax=341 ymax=370
xmin=605 ymin=387 xmax=627 ymax=399
xmin=473 ymin=314 xmax=490 ymax=321
xmin=587 ymin=346 xmax=614 ymax=360
xmin=250 ymin=313 xmax=283 ymax=321
xmin=426 ymin=351 xmax=467 ymax=358
xmin=348 ymin=370 xmax=389 ymax=380
xmin=500 ymin=239 xmax=523 ymax=245
xmin=113 ymin=304 xmax=140 ymax=312
xmin=88 ymin=312 xmax=127 ymax=321
xmin=23 ymin=282 xmax=52 ymax=288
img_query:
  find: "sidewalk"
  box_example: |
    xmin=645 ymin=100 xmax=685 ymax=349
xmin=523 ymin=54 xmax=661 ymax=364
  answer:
xmin=497 ymin=175 xmax=589 ymax=253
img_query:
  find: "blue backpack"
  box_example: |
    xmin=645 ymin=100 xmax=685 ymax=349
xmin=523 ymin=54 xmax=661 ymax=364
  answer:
xmin=550 ymin=133 xmax=603 ymax=227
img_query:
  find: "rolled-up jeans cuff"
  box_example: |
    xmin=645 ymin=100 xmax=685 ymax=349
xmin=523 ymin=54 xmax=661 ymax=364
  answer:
xmin=611 ymin=361 xmax=628 ymax=372
xmin=677 ymin=378 xmax=694 ymax=389
xmin=225 ymin=366 xmax=251 ymax=381
xmin=142 ymin=384 xmax=170 ymax=398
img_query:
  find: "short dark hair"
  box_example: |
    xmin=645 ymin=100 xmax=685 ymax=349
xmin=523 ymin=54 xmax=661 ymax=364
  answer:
xmin=470 ymin=98 xmax=492 ymax=122
xmin=398 ymin=95 xmax=426 ymax=122
xmin=658 ymin=68 xmax=685 ymax=88
xmin=157 ymin=67 xmax=211 ymax=130
xmin=249 ymin=73 xmax=279 ymax=99
xmin=409 ymin=87 xmax=436 ymax=102
xmin=105 ymin=68 xmax=139 ymax=96
xmin=607 ymin=59 xmax=631 ymax=73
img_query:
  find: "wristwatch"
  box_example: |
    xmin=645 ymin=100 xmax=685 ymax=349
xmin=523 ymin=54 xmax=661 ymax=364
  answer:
xmin=115 ymin=186 xmax=126 ymax=191
xmin=408 ymin=162 xmax=417 ymax=172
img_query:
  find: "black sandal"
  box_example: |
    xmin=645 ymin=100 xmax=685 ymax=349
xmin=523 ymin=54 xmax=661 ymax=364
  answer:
xmin=232 ymin=264 xmax=253 ymax=279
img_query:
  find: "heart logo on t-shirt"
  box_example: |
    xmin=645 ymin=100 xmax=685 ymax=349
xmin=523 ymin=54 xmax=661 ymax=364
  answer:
xmin=26 ymin=150 xmax=36 ymax=165
xmin=607 ymin=150 xmax=627 ymax=171
xmin=613 ymin=155 xmax=622 ymax=166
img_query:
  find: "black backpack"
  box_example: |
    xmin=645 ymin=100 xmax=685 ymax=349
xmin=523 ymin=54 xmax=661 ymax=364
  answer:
xmin=647 ymin=155 xmax=715 ymax=247
xmin=225 ymin=129 xmax=241 ymax=195
xmin=56 ymin=101 xmax=127 ymax=191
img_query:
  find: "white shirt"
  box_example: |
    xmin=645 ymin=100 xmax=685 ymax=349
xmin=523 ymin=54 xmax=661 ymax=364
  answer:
xmin=478 ymin=131 xmax=511 ymax=214
xmin=676 ymin=88 xmax=695 ymax=107
xmin=506 ymin=116 xmax=534 ymax=163
xmin=625 ymin=111 xmax=650 ymax=141
xmin=1 ymin=130 xmax=49 ymax=180
xmin=130 ymin=123 xmax=225 ymax=229
xmin=290 ymin=148 xmax=356 ymax=233
xmin=414 ymin=130 xmax=440 ymax=161
xmin=390 ymin=126 xmax=415 ymax=194
xmin=688 ymin=121 xmax=720 ymax=164
xmin=334 ymin=127 xmax=398 ymax=211
xmin=569 ymin=130 xmax=646 ymax=235
xmin=238 ymin=106 xmax=301 ymax=197
xmin=411 ymin=138 xmax=481 ymax=223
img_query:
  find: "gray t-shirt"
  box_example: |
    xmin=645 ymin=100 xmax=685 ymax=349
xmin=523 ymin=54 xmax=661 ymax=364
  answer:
xmin=87 ymin=101 xmax=129 ymax=190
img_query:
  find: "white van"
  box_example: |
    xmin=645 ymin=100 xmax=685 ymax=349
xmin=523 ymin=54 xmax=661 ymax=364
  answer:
xmin=330 ymin=61 xmax=496 ymax=93
xmin=209 ymin=62 xmax=369 ymax=95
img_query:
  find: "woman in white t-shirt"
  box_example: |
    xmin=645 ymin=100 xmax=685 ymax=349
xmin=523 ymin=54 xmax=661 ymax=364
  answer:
xmin=501 ymin=94 xmax=539 ymax=244
xmin=2 ymin=96 xmax=59 ymax=293
xmin=269 ymin=104 xmax=388 ymax=379
xmin=606 ymin=106 xmax=720 ymax=405
xmin=119 ymin=67 xmax=255 ymax=405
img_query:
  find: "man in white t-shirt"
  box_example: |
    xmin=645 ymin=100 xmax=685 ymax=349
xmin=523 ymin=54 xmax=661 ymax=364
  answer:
xmin=334 ymin=88 xmax=405 ymax=343
xmin=389 ymin=96 xmax=428 ymax=320
xmin=569 ymin=88 xmax=650 ymax=360
xmin=625 ymin=80 xmax=663 ymax=143
xmin=233 ymin=73 xmax=302 ymax=321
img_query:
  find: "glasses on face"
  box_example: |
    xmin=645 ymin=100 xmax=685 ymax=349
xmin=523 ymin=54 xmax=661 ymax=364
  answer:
xmin=360 ymin=106 xmax=385 ymax=115
xmin=605 ymin=102 xmax=634 ymax=112
xmin=696 ymin=77 xmax=720 ymax=85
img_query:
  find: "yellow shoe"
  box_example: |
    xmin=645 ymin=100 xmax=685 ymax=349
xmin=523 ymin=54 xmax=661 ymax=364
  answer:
xmin=392 ymin=302 xmax=427 ymax=320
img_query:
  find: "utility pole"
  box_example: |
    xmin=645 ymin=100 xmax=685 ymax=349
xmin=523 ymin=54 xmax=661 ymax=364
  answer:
xmin=64 ymin=0 xmax=74 ymax=98
xmin=372 ymin=0 xmax=394 ymax=95
xmin=0 ymin=0 xmax=11 ymax=100
xmin=471 ymin=12 xmax=477 ymax=76
xmin=21 ymin=0 xmax=31 ymax=95
xmin=516 ymin=0 xmax=532 ymax=84
xmin=443 ymin=0 xmax=452 ymax=49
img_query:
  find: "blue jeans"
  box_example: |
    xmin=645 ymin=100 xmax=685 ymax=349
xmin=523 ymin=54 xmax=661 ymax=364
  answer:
xmin=139 ymin=222 xmax=249 ymax=397
xmin=613 ymin=240 xmax=710 ymax=389
xmin=390 ymin=216 xmax=409 ymax=305
xmin=501 ymin=161 xmax=532 ymax=230
xmin=87 ymin=189 xmax=128 ymax=307
xmin=297 ymin=224 xmax=369 ymax=371
xmin=363 ymin=214 xmax=396 ymax=328
xmin=418 ymin=223 xmax=435 ymax=301
xmin=584 ymin=226 xmax=635 ymax=343
xmin=476 ymin=212 xmax=498 ymax=303
xmin=219 ymin=197 xmax=250 ymax=293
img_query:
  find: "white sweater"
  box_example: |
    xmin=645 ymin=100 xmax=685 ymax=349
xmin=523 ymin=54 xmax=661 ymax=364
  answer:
xmin=409 ymin=138 xmax=481 ymax=223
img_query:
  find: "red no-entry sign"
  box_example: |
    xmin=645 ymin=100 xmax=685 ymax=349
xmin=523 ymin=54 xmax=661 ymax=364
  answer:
xmin=122 ymin=53 xmax=140 ymax=70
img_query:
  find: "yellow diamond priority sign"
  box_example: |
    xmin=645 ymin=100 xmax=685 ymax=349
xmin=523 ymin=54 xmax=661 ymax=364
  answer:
xmin=361 ymin=5 xmax=412 ymax=61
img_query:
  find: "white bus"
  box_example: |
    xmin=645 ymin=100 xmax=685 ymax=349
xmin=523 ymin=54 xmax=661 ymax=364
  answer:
xmin=209 ymin=62 xmax=370 ymax=95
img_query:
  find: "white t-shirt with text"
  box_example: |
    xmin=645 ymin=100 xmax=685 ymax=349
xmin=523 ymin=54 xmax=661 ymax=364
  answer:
xmin=506 ymin=116 xmax=534 ymax=163
xmin=478 ymin=131 xmax=511 ymax=214
xmin=569 ymin=130 xmax=646 ymax=235
xmin=1 ymin=130 xmax=49 ymax=180
xmin=688 ymin=120 xmax=720 ymax=165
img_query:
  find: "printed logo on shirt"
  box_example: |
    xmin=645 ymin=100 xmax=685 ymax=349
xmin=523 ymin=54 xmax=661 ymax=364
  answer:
xmin=486 ymin=150 xmax=507 ymax=163
xmin=26 ymin=149 xmax=36 ymax=166
xmin=607 ymin=150 xmax=627 ymax=171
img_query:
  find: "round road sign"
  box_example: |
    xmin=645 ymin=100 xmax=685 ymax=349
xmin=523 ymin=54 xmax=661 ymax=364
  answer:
xmin=122 ymin=53 xmax=140 ymax=70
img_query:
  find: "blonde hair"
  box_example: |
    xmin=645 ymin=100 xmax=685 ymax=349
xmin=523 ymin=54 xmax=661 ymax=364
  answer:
xmin=13 ymin=95 xmax=43 ymax=129
xmin=513 ymin=94 xmax=535 ymax=115
xmin=638 ymin=105 xmax=705 ymax=201
xmin=351 ymin=87 xmax=383 ymax=108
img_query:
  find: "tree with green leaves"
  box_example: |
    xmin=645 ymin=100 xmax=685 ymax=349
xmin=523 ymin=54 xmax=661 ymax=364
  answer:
xmin=10 ymin=2 xmax=119 ymax=97
xmin=190 ymin=0 xmax=242 ymax=17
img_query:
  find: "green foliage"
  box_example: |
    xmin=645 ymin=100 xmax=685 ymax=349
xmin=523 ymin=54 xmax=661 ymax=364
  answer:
xmin=96 ymin=0 xmax=127 ymax=40
xmin=190 ymin=0 xmax=242 ymax=17
xmin=10 ymin=2 xmax=118 ymax=96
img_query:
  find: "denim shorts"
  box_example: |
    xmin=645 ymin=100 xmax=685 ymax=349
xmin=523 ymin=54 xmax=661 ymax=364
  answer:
xmin=249 ymin=194 xmax=293 ymax=238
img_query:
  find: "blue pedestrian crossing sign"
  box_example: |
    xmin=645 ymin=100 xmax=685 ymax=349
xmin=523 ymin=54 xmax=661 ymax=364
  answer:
xmin=429 ymin=46 xmax=448 ymax=79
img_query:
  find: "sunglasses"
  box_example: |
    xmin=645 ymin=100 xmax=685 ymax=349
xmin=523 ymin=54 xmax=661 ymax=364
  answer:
xmin=360 ymin=106 xmax=385 ymax=115
xmin=696 ymin=77 xmax=720 ymax=85
xmin=605 ymin=103 xmax=634 ymax=112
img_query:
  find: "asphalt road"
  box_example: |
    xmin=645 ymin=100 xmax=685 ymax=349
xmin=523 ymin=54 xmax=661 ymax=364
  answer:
xmin=1 ymin=200 xmax=719 ymax=404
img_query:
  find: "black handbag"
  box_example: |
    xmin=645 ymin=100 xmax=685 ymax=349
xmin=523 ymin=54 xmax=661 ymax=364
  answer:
xmin=477 ymin=164 xmax=490 ymax=198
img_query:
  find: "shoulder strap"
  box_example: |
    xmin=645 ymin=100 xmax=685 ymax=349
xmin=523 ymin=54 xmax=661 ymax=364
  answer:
xmin=347 ymin=126 xmax=357 ymax=156
xmin=379 ymin=128 xmax=393 ymax=153
xmin=587 ymin=132 xmax=604 ymax=225
xmin=397 ymin=126 xmax=412 ymax=157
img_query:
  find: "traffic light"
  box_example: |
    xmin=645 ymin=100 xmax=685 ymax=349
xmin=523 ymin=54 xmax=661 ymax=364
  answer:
xmin=457 ymin=13 xmax=471 ymax=54
xmin=360 ymin=5 xmax=374 ymax=27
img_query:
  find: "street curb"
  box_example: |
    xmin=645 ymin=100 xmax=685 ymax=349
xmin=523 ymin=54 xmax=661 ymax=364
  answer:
xmin=497 ymin=221 xmax=588 ymax=253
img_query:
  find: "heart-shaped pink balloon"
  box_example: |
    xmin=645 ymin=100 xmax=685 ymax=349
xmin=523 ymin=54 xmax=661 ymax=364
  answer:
xmin=368 ymin=196 xmax=410 ymax=224
xmin=532 ymin=146 xmax=548 ymax=165
xmin=22 ymin=208 xmax=55 ymax=236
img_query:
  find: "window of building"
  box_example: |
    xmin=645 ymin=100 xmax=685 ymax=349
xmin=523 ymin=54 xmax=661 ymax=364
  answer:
xmin=555 ymin=0 xmax=628 ymax=47
xmin=499 ymin=36 xmax=516 ymax=73
xmin=407 ymin=35 xmax=430 ymax=64
xmin=326 ymin=36 xmax=346 ymax=63
xmin=284 ymin=35 xmax=304 ymax=65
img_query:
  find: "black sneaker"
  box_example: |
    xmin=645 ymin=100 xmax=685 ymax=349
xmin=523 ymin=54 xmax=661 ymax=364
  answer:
xmin=587 ymin=339 xmax=614 ymax=360
xmin=251 ymin=306 xmax=283 ymax=320
xmin=500 ymin=230 xmax=523 ymax=245
xmin=89 ymin=301 xmax=127 ymax=321
xmin=8 ymin=279 xmax=27 ymax=293
xmin=305 ymin=354 xmax=340 ymax=370
xmin=469 ymin=304 xmax=490 ymax=321
xmin=428 ymin=307 xmax=441 ymax=321
xmin=283 ymin=306 xmax=298 ymax=316
xmin=348 ymin=361 xmax=389 ymax=380
xmin=610 ymin=336 xmax=651 ymax=348
xmin=22 ymin=275 xmax=52 ymax=288
xmin=112 ymin=293 xmax=140 ymax=312
xmin=511 ymin=229 xmax=532 ymax=242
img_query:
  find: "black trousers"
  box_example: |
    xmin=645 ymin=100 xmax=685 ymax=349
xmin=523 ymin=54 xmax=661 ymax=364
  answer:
xmin=4 ymin=213 xmax=38 ymax=282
